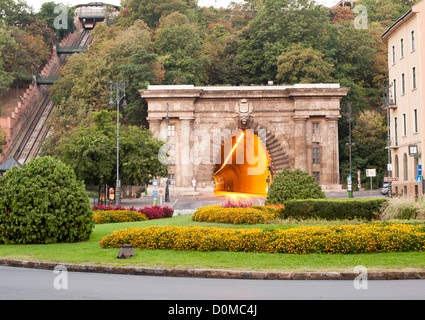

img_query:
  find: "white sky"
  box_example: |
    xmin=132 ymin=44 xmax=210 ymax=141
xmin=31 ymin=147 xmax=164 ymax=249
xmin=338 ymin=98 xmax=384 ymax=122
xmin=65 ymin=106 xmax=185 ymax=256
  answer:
xmin=26 ymin=0 xmax=336 ymax=13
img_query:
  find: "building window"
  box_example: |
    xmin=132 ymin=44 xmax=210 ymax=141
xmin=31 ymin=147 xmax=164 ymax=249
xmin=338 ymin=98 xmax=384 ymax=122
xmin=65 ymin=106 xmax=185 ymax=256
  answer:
xmin=403 ymin=113 xmax=407 ymax=136
xmin=400 ymin=38 xmax=404 ymax=58
xmin=412 ymin=67 xmax=416 ymax=89
xmin=312 ymin=122 xmax=319 ymax=135
xmin=313 ymin=172 xmax=320 ymax=183
xmin=394 ymin=117 xmax=398 ymax=146
xmin=414 ymin=109 xmax=418 ymax=133
xmin=411 ymin=30 xmax=415 ymax=51
xmin=402 ymin=73 xmax=405 ymax=94
xmin=312 ymin=142 xmax=320 ymax=164
xmin=392 ymin=45 xmax=396 ymax=64
xmin=393 ymin=79 xmax=397 ymax=104
xmin=403 ymin=153 xmax=408 ymax=181
xmin=395 ymin=155 xmax=399 ymax=178
xmin=168 ymin=124 xmax=175 ymax=137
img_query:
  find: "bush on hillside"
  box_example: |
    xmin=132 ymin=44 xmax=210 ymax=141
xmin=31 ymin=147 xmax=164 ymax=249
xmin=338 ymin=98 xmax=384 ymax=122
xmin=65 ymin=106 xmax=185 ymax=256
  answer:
xmin=265 ymin=168 xmax=325 ymax=204
xmin=0 ymin=156 xmax=94 ymax=244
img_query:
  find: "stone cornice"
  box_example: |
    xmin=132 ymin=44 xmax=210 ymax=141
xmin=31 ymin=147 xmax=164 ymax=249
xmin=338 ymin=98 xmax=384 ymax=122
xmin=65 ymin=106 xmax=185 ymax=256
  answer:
xmin=139 ymin=85 xmax=350 ymax=101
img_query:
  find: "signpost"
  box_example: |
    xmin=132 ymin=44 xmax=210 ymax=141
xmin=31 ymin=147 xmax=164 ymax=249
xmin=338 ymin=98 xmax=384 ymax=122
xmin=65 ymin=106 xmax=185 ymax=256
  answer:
xmin=152 ymin=180 xmax=158 ymax=205
xmin=417 ymin=165 xmax=422 ymax=184
xmin=384 ymin=177 xmax=398 ymax=182
xmin=347 ymin=174 xmax=352 ymax=198
xmin=366 ymin=169 xmax=376 ymax=195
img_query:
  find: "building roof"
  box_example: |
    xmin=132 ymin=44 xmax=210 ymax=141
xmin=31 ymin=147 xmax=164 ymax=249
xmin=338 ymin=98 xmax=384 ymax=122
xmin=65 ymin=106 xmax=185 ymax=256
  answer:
xmin=146 ymin=84 xmax=341 ymax=91
xmin=0 ymin=157 xmax=22 ymax=172
xmin=381 ymin=8 xmax=413 ymax=43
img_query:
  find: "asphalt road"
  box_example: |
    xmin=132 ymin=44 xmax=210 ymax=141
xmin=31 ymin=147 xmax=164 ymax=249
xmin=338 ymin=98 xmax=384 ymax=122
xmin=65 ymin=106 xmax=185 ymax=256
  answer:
xmin=1 ymin=266 xmax=425 ymax=300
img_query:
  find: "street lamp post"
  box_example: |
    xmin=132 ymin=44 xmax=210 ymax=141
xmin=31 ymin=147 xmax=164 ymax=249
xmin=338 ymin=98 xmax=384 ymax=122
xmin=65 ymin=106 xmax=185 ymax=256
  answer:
xmin=346 ymin=102 xmax=355 ymax=198
xmin=109 ymin=81 xmax=127 ymax=206
xmin=383 ymin=83 xmax=395 ymax=197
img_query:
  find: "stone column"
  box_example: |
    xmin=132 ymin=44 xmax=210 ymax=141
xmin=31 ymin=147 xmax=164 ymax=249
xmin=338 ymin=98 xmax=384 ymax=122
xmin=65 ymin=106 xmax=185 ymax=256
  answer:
xmin=292 ymin=116 xmax=309 ymax=172
xmin=177 ymin=117 xmax=194 ymax=188
xmin=324 ymin=116 xmax=341 ymax=185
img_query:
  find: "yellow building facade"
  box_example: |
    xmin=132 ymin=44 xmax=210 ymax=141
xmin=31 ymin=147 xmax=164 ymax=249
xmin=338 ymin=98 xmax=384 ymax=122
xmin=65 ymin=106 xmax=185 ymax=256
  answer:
xmin=382 ymin=0 xmax=425 ymax=197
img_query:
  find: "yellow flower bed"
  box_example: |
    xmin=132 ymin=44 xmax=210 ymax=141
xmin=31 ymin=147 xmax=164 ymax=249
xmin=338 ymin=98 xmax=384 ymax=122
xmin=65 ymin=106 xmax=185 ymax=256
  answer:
xmin=93 ymin=210 xmax=148 ymax=224
xmin=191 ymin=205 xmax=278 ymax=224
xmin=99 ymin=222 xmax=425 ymax=254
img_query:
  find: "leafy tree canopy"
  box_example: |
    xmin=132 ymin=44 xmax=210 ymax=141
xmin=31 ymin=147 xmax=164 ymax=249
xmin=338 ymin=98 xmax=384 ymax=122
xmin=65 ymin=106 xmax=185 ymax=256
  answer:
xmin=43 ymin=110 xmax=167 ymax=187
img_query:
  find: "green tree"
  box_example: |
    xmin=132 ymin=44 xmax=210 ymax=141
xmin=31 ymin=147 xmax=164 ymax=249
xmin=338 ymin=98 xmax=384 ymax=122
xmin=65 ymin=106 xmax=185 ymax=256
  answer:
xmin=265 ymin=168 xmax=326 ymax=204
xmin=0 ymin=0 xmax=34 ymax=27
xmin=154 ymin=12 xmax=209 ymax=85
xmin=119 ymin=0 xmax=190 ymax=29
xmin=0 ymin=156 xmax=93 ymax=244
xmin=5 ymin=26 xmax=50 ymax=84
xmin=44 ymin=110 xmax=167 ymax=187
xmin=36 ymin=1 xmax=76 ymax=38
xmin=0 ymin=29 xmax=15 ymax=93
xmin=356 ymin=0 xmax=412 ymax=27
xmin=235 ymin=0 xmax=336 ymax=84
xmin=50 ymin=52 xmax=113 ymax=108
xmin=117 ymin=49 xmax=159 ymax=126
xmin=352 ymin=109 xmax=387 ymax=171
xmin=276 ymin=44 xmax=334 ymax=84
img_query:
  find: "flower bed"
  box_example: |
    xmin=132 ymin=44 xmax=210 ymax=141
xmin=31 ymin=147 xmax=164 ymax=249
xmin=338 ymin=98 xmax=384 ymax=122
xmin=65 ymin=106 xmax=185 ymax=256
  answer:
xmin=99 ymin=222 xmax=425 ymax=254
xmin=191 ymin=205 xmax=278 ymax=224
xmin=93 ymin=210 xmax=149 ymax=224
xmin=92 ymin=205 xmax=174 ymax=223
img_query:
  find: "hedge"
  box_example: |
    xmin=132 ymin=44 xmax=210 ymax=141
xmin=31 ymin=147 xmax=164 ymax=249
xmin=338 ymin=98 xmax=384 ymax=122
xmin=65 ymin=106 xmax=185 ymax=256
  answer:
xmin=278 ymin=198 xmax=387 ymax=220
xmin=192 ymin=205 xmax=279 ymax=224
xmin=99 ymin=222 xmax=425 ymax=254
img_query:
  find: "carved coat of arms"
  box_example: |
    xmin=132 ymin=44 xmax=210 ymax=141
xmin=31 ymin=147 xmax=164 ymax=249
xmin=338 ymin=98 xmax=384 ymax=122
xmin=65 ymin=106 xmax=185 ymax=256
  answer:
xmin=235 ymin=99 xmax=253 ymax=127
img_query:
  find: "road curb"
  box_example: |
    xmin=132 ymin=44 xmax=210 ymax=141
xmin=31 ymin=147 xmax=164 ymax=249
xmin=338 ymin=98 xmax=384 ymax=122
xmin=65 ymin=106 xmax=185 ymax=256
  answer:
xmin=1 ymin=258 xmax=425 ymax=280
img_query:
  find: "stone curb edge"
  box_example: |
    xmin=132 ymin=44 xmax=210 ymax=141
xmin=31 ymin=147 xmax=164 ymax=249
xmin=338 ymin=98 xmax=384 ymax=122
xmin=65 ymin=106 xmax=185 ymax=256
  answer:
xmin=1 ymin=258 xmax=425 ymax=280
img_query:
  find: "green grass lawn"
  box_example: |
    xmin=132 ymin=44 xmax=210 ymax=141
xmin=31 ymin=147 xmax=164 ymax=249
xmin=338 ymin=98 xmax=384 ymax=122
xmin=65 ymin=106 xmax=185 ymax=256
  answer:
xmin=1 ymin=215 xmax=425 ymax=272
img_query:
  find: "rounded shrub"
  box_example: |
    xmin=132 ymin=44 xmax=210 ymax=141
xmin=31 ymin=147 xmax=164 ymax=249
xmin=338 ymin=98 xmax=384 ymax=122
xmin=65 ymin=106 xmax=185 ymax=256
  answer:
xmin=0 ymin=156 xmax=94 ymax=244
xmin=265 ymin=168 xmax=325 ymax=204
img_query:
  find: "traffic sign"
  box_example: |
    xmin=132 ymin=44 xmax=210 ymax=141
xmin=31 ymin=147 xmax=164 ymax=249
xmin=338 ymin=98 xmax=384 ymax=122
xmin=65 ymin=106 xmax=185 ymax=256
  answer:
xmin=384 ymin=177 xmax=398 ymax=182
xmin=153 ymin=180 xmax=158 ymax=186
xmin=416 ymin=175 xmax=422 ymax=183
xmin=366 ymin=169 xmax=376 ymax=177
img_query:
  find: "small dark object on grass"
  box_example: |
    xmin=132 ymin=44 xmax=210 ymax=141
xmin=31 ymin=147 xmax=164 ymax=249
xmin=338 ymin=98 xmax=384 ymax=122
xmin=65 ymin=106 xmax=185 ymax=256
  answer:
xmin=117 ymin=244 xmax=136 ymax=259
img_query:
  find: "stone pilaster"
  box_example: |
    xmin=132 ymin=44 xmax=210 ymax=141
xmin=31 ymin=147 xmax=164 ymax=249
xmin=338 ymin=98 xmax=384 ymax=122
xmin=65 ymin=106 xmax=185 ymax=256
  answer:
xmin=323 ymin=116 xmax=341 ymax=185
xmin=176 ymin=117 xmax=194 ymax=188
xmin=292 ymin=116 xmax=309 ymax=172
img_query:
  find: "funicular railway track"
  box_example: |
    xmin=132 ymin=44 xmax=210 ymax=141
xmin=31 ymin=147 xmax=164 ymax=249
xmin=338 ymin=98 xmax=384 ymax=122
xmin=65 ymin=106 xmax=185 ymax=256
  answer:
xmin=11 ymin=29 xmax=92 ymax=164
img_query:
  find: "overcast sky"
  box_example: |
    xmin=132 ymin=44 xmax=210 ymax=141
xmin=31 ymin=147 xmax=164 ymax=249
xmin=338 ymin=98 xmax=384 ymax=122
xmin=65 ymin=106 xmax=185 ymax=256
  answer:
xmin=26 ymin=0 xmax=337 ymax=13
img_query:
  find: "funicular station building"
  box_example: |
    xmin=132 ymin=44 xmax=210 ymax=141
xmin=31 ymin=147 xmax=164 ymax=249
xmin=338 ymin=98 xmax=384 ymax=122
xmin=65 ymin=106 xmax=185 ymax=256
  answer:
xmin=139 ymin=84 xmax=349 ymax=196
